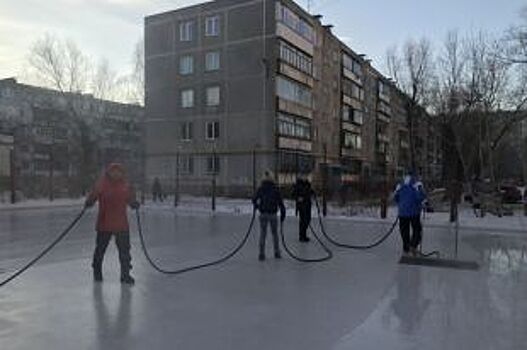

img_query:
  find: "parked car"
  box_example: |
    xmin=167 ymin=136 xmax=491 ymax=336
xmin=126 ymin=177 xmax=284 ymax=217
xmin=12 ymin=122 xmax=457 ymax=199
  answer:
xmin=499 ymin=185 xmax=523 ymax=204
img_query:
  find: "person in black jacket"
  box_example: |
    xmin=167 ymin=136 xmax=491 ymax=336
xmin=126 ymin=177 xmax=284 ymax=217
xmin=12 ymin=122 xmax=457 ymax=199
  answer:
xmin=253 ymin=171 xmax=286 ymax=261
xmin=292 ymin=177 xmax=314 ymax=242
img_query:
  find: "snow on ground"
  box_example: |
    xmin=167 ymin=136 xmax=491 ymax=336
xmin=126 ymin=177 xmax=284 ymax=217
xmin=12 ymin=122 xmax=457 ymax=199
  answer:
xmin=1 ymin=195 xmax=525 ymax=233
xmin=146 ymin=196 xmax=527 ymax=233
xmin=0 ymin=198 xmax=85 ymax=211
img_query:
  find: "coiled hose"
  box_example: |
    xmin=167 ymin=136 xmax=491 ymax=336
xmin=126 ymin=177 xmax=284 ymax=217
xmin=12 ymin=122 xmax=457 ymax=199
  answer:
xmin=313 ymin=196 xmax=440 ymax=258
xmin=279 ymin=221 xmax=333 ymax=263
xmin=135 ymin=208 xmax=257 ymax=275
xmin=313 ymin=196 xmax=398 ymax=249
xmin=0 ymin=208 xmax=86 ymax=287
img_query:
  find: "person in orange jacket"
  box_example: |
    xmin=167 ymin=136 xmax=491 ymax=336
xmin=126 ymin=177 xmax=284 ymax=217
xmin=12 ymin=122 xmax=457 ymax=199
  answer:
xmin=85 ymin=163 xmax=139 ymax=284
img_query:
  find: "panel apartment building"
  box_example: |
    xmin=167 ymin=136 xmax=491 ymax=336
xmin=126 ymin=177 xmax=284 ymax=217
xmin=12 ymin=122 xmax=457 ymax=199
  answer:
xmin=0 ymin=78 xmax=144 ymax=200
xmin=144 ymin=0 xmax=442 ymax=196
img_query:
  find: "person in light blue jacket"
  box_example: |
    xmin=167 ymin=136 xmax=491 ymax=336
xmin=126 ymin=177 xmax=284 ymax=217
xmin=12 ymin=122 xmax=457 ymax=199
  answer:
xmin=394 ymin=171 xmax=426 ymax=256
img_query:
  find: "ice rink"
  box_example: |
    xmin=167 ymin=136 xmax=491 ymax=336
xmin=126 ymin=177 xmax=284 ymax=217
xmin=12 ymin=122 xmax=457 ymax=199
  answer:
xmin=1 ymin=205 xmax=526 ymax=350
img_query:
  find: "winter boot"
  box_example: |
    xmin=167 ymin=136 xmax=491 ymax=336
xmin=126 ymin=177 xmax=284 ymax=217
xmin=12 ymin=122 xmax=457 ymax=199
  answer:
xmin=93 ymin=267 xmax=103 ymax=282
xmin=120 ymin=270 xmax=135 ymax=285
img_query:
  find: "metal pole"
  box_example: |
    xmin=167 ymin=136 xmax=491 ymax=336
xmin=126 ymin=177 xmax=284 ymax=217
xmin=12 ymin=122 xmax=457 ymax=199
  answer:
xmin=295 ymin=149 xmax=300 ymax=180
xmin=9 ymin=148 xmax=15 ymax=204
xmin=174 ymin=151 xmax=180 ymax=207
xmin=454 ymin=210 xmax=459 ymax=259
xmin=49 ymin=143 xmax=54 ymax=202
xmin=212 ymin=149 xmax=217 ymax=212
xmin=323 ymin=143 xmax=328 ymax=217
xmin=252 ymin=148 xmax=257 ymax=195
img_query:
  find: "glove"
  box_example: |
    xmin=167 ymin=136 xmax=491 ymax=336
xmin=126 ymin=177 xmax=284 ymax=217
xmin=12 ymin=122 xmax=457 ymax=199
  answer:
xmin=84 ymin=199 xmax=95 ymax=209
xmin=130 ymin=201 xmax=140 ymax=210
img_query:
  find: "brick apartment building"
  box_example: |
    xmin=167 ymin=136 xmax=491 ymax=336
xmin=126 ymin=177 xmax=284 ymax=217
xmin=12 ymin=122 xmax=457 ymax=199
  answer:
xmin=0 ymin=78 xmax=144 ymax=200
xmin=144 ymin=0 xmax=442 ymax=196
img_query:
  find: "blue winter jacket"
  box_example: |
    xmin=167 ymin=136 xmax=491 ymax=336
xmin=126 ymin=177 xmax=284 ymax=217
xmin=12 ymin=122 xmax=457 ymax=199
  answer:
xmin=394 ymin=176 xmax=426 ymax=218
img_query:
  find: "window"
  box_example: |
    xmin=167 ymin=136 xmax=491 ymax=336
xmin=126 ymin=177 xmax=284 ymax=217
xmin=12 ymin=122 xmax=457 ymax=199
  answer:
xmin=181 ymin=89 xmax=194 ymax=108
xmin=378 ymin=101 xmax=391 ymax=116
xmin=276 ymin=3 xmax=314 ymax=42
xmin=206 ymin=86 xmax=220 ymax=106
xmin=206 ymin=121 xmax=220 ymax=140
xmin=179 ymin=21 xmax=194 ymax=41
xmin=205 ymin=51 xmax=220 ymax=71
xmin=279 ymin=40 xmax=313 ymax=75
xmin=178 ymin=156 xmax=194 ymax=174
xmin=179 ymin=55 xmax=194 ymax=75
xmin=342 ymin=105 xmax=363 ymax=125
xmin=180 ymin=122 xmax=193 ymax=141
xmin=378 ymin=141 xmax=389 ymax=154
xmin=378 ymin=80 xmax=388 ymax=96
xmin=276 ymin=76 xmax=312 ymax=107
xmin=278 ymin=113 xmax=311 ymax=140
xmin=205 ymin=16 xmax=220 ymax=36
xmin=342 ymin=54 xmax=362 ymax=78
xmin=343 ymin=132 xmax=362 ymax=150
xmin=343 ymin=79 xmax=364 ymax=101
xmin=206 ymin=155 xmax=220 ymax=174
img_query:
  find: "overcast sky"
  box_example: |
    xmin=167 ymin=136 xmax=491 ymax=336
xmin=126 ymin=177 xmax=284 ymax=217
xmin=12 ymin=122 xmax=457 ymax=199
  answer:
xmin=0 ymin=0 xmax=524 ymax=82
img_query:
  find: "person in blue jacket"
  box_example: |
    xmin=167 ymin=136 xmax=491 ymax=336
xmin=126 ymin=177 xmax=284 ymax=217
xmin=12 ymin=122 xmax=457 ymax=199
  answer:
xmin=394 ymin=171 xmax=426 ymax=256
xmin=253 ymin=170 xmax=286 ymax=261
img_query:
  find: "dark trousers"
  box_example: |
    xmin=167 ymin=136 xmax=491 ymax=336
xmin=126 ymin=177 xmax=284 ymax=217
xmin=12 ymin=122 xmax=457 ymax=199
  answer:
xmin=298 ymin=205 xmax=311 ymax=240
xmin=399 ymin=216 xmax=422 ymax=253
xmin=92 ymin=232 xmax=132 ymax=276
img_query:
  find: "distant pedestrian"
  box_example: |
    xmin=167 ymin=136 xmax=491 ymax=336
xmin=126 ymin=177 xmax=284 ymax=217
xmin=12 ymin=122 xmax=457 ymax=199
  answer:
xmin=152 ymin=177 xmax=163 ymax=202
xmin=292 ymin=176 xmax=314 ymax=242
xmin=393 ymin=171 xmax=426 ymax=257
xmin=85 ymin=163 xmax=139 ymax=285
xmin=252 ymin=171 xmax=286 ymax=261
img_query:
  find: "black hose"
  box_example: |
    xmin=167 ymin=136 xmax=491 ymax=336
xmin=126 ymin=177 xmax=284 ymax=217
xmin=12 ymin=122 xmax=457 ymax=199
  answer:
xmin=313 ymin=196 xmax=398 ymax=249
xmin=0 ymin=208 xmax=86 ymax=288
xmin=135 ymin=208 xmax=256 ymax=275
xmin=314 ymin=196 xmax=440 ymax=258
xmin=279 ymin=221 xmax=333 ymax=263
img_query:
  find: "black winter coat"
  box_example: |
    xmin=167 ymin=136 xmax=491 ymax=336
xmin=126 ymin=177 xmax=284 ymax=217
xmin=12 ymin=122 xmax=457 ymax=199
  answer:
xmin=292 ymin=179 xmax=314 ymax=209
xmin=253 ymin=180 xmax=286 ymax=218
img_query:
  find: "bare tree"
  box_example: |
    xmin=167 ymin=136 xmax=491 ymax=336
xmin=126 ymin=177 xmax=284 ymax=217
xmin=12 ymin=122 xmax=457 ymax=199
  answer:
xmin=130 ymin=38 xmax=145 ymax=105
xmin=27 ymin=34 xmax=125 ymax=194
xmin=92 ymin=58 xmax=119 ymax=101
xmin=386 ymin=38 xmax=434 ymax=171
xmin=29 ymin=34 xmax=90 ymax=94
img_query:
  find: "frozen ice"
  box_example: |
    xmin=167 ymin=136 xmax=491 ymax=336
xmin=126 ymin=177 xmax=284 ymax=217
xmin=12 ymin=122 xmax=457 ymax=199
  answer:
xmin=0 ymin=205 xmax=526 ymax=350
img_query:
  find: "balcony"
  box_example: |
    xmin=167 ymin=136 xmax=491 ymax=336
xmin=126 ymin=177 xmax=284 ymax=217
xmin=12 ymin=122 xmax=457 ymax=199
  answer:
xmin=276 ymin=22 xmax=314 ymax=56
xmin=377 ymin=133 xmax=389 ymax=143
xmin=343 ymin=68 xmax=362 ymax=86
xmin=278 ymin=63 xmax=315 ymax=88
xmin=379 ymin=92 xmax=390 ymax=103
xmin=377 ymin=113 xmax=390 ymax=123
xmin=278 ymin=137 xmax=312 ymax=152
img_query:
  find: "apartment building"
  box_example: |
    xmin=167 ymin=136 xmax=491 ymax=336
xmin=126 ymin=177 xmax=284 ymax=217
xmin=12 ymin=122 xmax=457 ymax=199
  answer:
xmin=0 ymin=78 xmax=144 ymax=199
xmin=144 ymin=0 xmax=442 ymax=195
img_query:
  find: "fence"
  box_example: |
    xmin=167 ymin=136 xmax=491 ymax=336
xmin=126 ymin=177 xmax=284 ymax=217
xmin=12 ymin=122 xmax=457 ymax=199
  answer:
xmin=143 ymin=149 xmax=422 ymax=216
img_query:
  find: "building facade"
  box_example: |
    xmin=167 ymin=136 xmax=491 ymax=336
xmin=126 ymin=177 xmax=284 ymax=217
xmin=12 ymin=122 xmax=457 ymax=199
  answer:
xmin=0 ymin=78 xmax=144 ymax=200
xmin=145 ymin=0 xmax=442 ymax=196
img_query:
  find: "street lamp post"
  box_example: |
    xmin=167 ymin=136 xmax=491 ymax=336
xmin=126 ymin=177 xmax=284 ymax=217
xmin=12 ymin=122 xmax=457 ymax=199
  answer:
xmin=9 ymin=147 xmax=15 ymax=204
xmin=48 ymin=142 xmax=54 ymax=202
xmin=174 ymin=148 xmax=180 ymax=207
xmin=212 ymin=147 xmax=217 ymax=212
